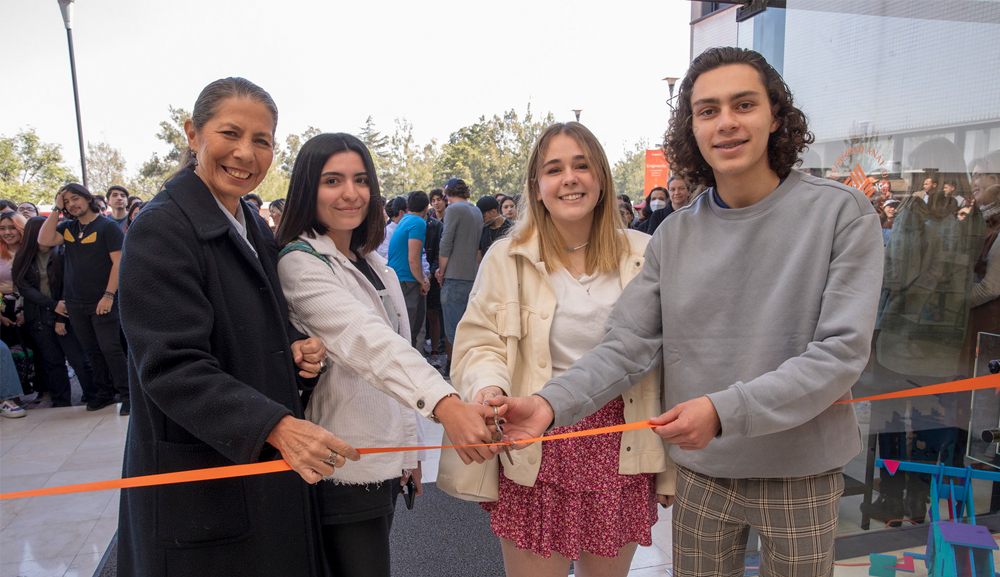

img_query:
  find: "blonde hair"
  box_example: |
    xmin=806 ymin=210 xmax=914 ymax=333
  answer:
xmin=510 ymin=122 xmax=626 ymax=274
xmin=0 ymin=211 xmax=26 ymax=260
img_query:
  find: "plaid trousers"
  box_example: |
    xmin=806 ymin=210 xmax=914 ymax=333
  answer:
xmin=672 ymin=466 xmax=843 ymax=577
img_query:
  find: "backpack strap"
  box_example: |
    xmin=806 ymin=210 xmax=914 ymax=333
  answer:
xmin=278 ymin=240 xmax=335 ymax=273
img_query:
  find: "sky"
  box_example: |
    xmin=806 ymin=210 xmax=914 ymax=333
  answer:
xmin=0 ymin=0 xmax=693 ymax=182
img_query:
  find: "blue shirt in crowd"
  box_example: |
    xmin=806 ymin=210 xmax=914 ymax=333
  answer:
xmin=387 ymin=213 xmax=427 ymax=283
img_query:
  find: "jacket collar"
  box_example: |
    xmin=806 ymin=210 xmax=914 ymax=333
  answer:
xmin=166 ymin=168 xmax=259 ymax=243
xmin=165 ymin=167 xmax=269 ymax=280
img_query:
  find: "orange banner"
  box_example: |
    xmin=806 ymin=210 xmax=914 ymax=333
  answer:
xmin=644 ymin=149 xmax=670 ymax=195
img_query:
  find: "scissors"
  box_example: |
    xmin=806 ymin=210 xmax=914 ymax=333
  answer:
xmin=492 ymin=405 xmax=514 ymax=466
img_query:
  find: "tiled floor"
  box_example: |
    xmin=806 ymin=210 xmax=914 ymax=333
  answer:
xmin=2 ymin=405 xmax=995 ymax=577
xmin=1 ymin=403 xmax=126 ymax=577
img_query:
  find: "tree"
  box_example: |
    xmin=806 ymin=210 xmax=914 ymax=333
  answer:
xmin=130 ymin=106 xmax=192 ymax=198
xmin=278 ymin=126 xmax=322 ymax=177
xmin=612 ymin=139 xmax=649 ymax=202
xmin=358 ymin=116 xmax=390 ymax=176
xmin=87 ymin=141 xmax=129 ymax=196
xmin=0 ymin=128 xmax=77 ymax=204
xmin=435 ymin=105 xmax=554 ymax=199
xmin=380 ymin=118 xmax=439 ymax=196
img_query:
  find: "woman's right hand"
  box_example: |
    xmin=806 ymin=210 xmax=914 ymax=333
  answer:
xmin=266 ymin=415 xmax=361 ymax=484
xmin=55 ymin=300 xmax=68 ymax=316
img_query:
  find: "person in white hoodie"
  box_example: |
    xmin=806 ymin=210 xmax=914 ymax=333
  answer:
xmin=275 ymin=132 xmax=498 ymax=577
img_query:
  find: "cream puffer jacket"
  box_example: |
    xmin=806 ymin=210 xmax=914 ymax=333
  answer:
xmin=451 ymin=229 xmax=676 ymax=495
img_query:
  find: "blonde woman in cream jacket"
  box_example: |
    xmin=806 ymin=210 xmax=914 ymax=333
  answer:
xmin=451 ymin=122 xmax=675 ymax=577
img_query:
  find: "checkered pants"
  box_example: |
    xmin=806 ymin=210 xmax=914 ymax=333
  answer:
xmin=672 ymin=466 xmax=843 ymax=577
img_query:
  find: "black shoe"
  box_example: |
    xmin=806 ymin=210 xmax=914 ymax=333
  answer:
xmin=862 ymin=494 xmax=904 ymax=525
xmin=119 ymin=398 xmax=130 ymax=416
xmin=86 ymin=396 xmax=115 ymax=411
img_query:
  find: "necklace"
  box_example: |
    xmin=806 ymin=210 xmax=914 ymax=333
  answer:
xmin=77 ymin=218 xmax=93 ymax=239
xmin=565 ymin=241 xmax=589 ymax=252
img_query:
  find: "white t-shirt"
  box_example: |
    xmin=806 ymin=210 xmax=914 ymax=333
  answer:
xmin=547 ymin=267 xmax=622 ymax=378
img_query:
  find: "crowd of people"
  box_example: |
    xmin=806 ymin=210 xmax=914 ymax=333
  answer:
xmin=0 ymin=45 xmax=997 ymax=577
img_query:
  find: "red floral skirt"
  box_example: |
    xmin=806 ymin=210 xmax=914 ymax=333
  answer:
xmin=481 ymin=399 xmax=657 ymax=559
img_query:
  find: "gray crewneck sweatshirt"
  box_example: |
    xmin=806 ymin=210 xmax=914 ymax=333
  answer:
xmin=537 ymin=170 xmax=884 ymax=478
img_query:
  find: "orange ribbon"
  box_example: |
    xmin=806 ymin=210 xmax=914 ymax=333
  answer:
xmin=5 ymin=372 xmax=998 ymax=502
xmin=836 ymin=373 xmax=1000 ymax=404
xmin=0 ymin=420 xmax=657 ymax=501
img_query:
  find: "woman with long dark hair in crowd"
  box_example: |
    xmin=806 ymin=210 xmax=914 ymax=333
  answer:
xmin=450 ymin=122 xmax=673 ymax=577
xmin=123 ymin=201 xmax=144 ymax=232
xmin=275 ymin=132 xmax=498 ymax=577
xmin=500 ymin=194 xmax=518 ymax=222
xmin=116 ymin=77 xmax=359 ymax=577
xmin=11 ymin=216 xmax=94 ymax=407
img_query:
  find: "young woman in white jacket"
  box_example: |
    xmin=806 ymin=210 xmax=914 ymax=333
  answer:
xmin=451 ymin=122 xmax=675 ymax=577
xmin=275 ymin=133 xmax=500 ymax=577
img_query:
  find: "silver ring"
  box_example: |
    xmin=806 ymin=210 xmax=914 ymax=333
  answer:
xmin=323 ymin=450 xmax=338 ymax=467
xmin=317 ymin=360 xmax=328 ymax=375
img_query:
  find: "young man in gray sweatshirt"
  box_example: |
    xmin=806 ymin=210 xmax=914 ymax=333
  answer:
xmin=496 ymin=47 xmax=884 ymax=576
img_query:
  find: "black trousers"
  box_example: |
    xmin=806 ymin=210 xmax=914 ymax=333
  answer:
xmin=27 ymin=322 xmax=95 ymax=406
xmin=66 ymin=301 xmax=128 ymax=401
xmin=319 ymin=480 xmax=400 ymax=577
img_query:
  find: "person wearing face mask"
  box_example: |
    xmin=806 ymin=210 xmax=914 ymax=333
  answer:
xmin=640 ymin=177 xmax=695 ymax=235
xmin=476 ymin=195 xmax=514 ymax=264
xmin=635 ymin=187 xmax=669 ymax=234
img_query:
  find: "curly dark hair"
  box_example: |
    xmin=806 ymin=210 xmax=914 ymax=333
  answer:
xmin=663 ymin=47 xmax=813 ymax=187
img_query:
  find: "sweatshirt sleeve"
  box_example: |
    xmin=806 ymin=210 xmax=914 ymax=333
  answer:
xmin=707 ymin=211 xmax=884 ymax=438
xmin=537 ymin=240 xmax=665 ymax=428
xmin=971 ymin=240 xmax=1000 ymax=307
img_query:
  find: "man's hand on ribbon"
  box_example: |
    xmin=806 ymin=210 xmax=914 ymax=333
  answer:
xmin=651 ymin=396 xmax=721 ymax=450
xmin=485 ymin=395 xmax=554 ymax=450
xmin=433 ymin=395 xmax=505 ymax=465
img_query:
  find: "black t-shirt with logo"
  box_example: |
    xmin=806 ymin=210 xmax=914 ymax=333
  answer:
xmin=56 ymin=215 xmax=125 ymax=304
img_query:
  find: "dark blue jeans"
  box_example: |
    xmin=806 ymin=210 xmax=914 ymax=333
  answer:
xmin=27 ymin=321 xmax=95 ymax=407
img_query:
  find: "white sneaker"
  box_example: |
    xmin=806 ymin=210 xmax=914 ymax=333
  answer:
xmin=0 ymin=400 xmax=26 ymax=418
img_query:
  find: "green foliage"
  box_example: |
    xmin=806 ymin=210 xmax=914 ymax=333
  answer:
xmin=253 ymin=163 xmax=290 ymax=202
xmin=612 ymin=139 xmax=649 ymax=202
xmin=358 ymin=116 xmax=390 ymax=173
xmin=87 ymin=141 xmax=129 ymax=196
xmin=380 ymin=119 xmax=440 ymax=197
xmin=0 ymin=129 xmax=77 ymax=204
xmin=3 ymin=105 xmax=658 ymax=214
xmin=435 ymin=105 xmax=554 ymax=200
xmin=279 ymin=126 xmax=322 ymax=177
xmin=158 ymin=106 xmax=191 ymax=164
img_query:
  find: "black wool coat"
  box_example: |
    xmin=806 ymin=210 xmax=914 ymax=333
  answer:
xmin=117 ymin=168 xmax=327 ymax=577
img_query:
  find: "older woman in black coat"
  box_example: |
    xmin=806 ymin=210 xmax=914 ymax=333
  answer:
xmin=117 ymin=78 xmax=357 ymax=577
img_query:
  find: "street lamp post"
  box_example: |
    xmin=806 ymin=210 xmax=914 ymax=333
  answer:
xmin=663 ymin=77 xmax=680 ymax=108
xmin=572 ymin=109 xmax=582 ymax=122
xmin=58 ymin=0 xmax=88 ymax=188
